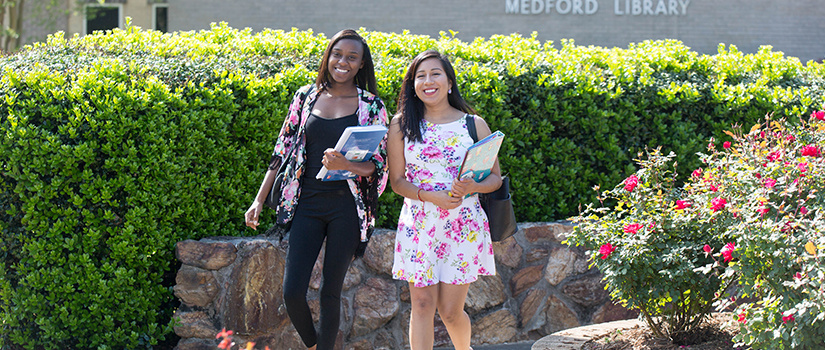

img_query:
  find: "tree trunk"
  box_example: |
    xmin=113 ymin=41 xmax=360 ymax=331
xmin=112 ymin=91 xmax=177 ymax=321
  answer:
xmin=1 ymin=0 xmax=23 ymax=54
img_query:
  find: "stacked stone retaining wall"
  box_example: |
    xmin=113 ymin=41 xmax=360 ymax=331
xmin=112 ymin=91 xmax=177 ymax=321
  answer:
xmin=172 ymin=222 xmax=637 ymax=350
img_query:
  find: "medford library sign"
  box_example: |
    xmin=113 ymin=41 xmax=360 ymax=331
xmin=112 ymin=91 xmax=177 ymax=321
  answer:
xmin=505 ymin=0 xmax=691 ymax=16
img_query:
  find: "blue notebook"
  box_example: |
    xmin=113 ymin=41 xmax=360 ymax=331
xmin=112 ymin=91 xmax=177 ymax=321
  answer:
xmin=457 ymin=130 xmax=505 ymax=183
xmin=316 ymin=125 xmax=388 ymax=181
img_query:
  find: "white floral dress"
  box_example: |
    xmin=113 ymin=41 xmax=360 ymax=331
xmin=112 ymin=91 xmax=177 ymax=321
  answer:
xmin=392 ymin=117 xmax=496 ymax=287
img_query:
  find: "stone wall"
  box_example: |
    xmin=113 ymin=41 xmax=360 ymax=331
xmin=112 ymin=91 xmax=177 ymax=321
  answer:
xmin=172 ymin=222 xmax=637 ymax=350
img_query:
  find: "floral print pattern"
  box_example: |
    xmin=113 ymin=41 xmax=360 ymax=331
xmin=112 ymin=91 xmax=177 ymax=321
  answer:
xmin=392 ymin=117 xmax=495 ymax=287
xmin=269 ymin=85 xmax=389 ymax=241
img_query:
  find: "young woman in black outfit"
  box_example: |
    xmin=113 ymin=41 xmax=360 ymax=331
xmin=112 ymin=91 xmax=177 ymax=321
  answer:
xmin=244 ymin=29 xmax=389 ymax=350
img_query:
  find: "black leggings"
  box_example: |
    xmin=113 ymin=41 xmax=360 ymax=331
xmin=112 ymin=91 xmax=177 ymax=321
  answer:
xmin=282 ymin=187 xmax=360 ymax=350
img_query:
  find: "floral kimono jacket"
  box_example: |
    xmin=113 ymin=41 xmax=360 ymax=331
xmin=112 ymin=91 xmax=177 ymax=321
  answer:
xmin=269 ymin=84 xmax=389 ymax=246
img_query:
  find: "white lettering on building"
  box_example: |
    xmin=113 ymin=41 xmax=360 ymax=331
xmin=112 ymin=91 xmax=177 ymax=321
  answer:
xmin=506 ymin=0 xmax=688 ymax=15
xmin=613 ymin=0 xmax=689 ymax=15
xmin=505 ymin=0 xmax=598 ymax=14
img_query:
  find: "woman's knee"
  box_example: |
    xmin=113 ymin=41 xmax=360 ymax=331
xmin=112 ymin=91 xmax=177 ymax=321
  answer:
xmin=437 ymin=303 xmax=467 ymax=325
xmin=283 ymin=284 xmax=307 ymax=307
xmin=410 ymin=290 xmax=437 ymax=314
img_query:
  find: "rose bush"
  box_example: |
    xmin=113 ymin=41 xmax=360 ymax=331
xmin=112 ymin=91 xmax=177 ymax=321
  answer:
xmin=567 ymin=148 xmax=736 ymax=340
xmin=695 ymin=113 xmax=825 ymax=349
xmin=567 ymin=111 xmax=825 ymax=348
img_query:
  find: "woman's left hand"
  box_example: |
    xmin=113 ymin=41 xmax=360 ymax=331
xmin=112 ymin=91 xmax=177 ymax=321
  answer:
xmin=449 ymin=173 xmax=477 ymax=198
xmin=322 ymin=149 xmax=349 ymax=171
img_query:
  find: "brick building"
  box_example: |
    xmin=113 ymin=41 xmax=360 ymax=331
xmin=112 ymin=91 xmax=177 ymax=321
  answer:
xmin=17 ymin=0 xmax=825 ymax=63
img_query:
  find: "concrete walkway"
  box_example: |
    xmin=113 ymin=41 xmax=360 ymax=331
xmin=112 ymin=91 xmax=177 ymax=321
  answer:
xmin=434 ymin=341 xmax=534 ymax=350
xmin=531 ymin=319 xmax=643 ymax=350
xmin=432 ymin=318 xmax=643 ymax=350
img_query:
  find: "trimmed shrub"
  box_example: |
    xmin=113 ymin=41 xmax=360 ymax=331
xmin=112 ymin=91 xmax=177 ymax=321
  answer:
xmin=0 ymin=23 xmax=823 ymax=348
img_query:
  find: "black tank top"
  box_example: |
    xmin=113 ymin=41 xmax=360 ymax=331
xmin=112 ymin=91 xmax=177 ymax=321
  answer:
xmin=303 ymin=112 xmax=358 ymax=191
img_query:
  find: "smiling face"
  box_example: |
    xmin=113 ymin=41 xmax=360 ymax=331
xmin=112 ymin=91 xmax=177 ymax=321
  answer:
xmin=413 ymin=57 xmax=452 ymax=108
xmin=326 ymin=38 xmax=364 ymax=86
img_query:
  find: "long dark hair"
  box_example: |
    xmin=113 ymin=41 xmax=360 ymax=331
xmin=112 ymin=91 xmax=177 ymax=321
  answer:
xmin=396 ymin=50 xmax=476 ymax=143
xmin=315 ymin=29 xmax=378 ymax=95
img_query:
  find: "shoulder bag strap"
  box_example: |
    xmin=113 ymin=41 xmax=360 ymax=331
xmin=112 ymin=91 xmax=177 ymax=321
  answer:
xmin=465 ymin=114 xmax=478 ymax=143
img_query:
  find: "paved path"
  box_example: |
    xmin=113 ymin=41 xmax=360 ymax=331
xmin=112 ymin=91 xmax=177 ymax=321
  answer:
xmin=432 ymin=318 xmax=643 ymax=350
xmin=532 ymin=319 xmax=643 ymax=350
xmin=434 ymin=341 xmax=534 ymax=350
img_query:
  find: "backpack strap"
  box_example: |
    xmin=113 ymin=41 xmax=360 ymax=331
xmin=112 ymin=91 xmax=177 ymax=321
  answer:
xmin=465 ymin=114 xmax=478 ymax=143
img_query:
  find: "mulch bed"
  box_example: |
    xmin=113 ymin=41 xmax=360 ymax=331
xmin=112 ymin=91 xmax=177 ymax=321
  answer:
xmin=581 ymin=313 xmax=750 ymax=350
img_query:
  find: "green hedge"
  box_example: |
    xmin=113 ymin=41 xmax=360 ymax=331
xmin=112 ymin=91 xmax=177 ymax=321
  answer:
xmin=1 ymin=23 xmax=824 ymax=348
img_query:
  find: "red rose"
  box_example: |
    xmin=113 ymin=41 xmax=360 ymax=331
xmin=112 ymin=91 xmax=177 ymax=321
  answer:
xmin=623 ymin=175 xmax=639 ymax=192
xmin=599 ymin=243 xmax=616 ymax=259
xmin=801 ymin=145 xmax=820 ymax=157
xmin=721 ymin=242 xmax=735 ymax=262
xmin=623 ymin=223 xmax=643 ymax=234
xmin=711 ymin=197 xmax=727 ymax=212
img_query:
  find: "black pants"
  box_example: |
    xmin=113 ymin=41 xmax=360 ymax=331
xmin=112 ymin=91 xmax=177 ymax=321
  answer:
xmin=282 ymin=187 xmax=360 ymax=350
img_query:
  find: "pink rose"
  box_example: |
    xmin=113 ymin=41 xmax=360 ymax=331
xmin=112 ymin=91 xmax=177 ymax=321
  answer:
xmin=450 ymin=220 xmax=462 ymax=234
xmin=800 ymin=206 xmax=808 ymax=215
xmin=801 ymin=145 xmax=820 ymax=157
xmin=763 ymin=178 xmax=777 ymax=188
xmin=623 ymin=175 xmax=639 ymax=192
xmin=782 ymin=313 xmax=795 ymax=323
xmin=794 ymin=272 xmax=803 ymax=280
xmin=709 ymin=184 xmax=719 ymax=192
xmin=692 ymin=168 xmax=703 ymax=178
xmin=599 ymin=243 xmax=616 ymax=259
xmin=738 ymin=314 xmax=747 ymax=324
xmin=421 ymin=146 xmax=443 ymax=159
xmin=675 ymin=200 xmax=691 ymax=210
xmin=798 ymin=162 xmax=809 ymax=173
xmin=786 ymin=135 xmax=796 ymax=142
xmin=435 ymin=243 xmax=451 ymax=259
xmin=623 ymin=223 xmax=643 ymax=234
xmin=703 ymin=244 xmax=712 ymax=255
xmin=466 ymin=220 xmax=480 ymax=232
xmin=723 ymin=141 xmax=731 ymax=149
xmin=811 ymin=110 xmax=825 ymax=121
xmin=721 ymin=242 xmax=735 ymax=262
xmin=711 ymin=197 xmax=727 ymax=212
xmin=767 ymin=151 xmax=781 ymax=162
xmin=414 ymin=210 xmax=426 ymax=223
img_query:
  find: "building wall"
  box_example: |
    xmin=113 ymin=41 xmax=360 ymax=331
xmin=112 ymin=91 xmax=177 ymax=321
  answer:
xmin=168 ymin=0 xmax=825 ymax=63
xmin=67 ymin=1 xmax=156 ymax=37
xmin=19 ymin=0 xmax=70 ymax=48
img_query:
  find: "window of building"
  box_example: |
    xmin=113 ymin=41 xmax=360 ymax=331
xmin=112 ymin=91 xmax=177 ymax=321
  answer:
xmin=153 ymin=4 xmax=168 ymax=33
xmin=84 ymin=4 xmax=122 ymax=35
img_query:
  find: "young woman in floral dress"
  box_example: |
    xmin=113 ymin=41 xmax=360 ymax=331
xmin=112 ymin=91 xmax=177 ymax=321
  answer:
xmin=244 ymin=29 xmax=388 ymax=350
xmin=387 ymin=50 xmax=501 ymax=350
